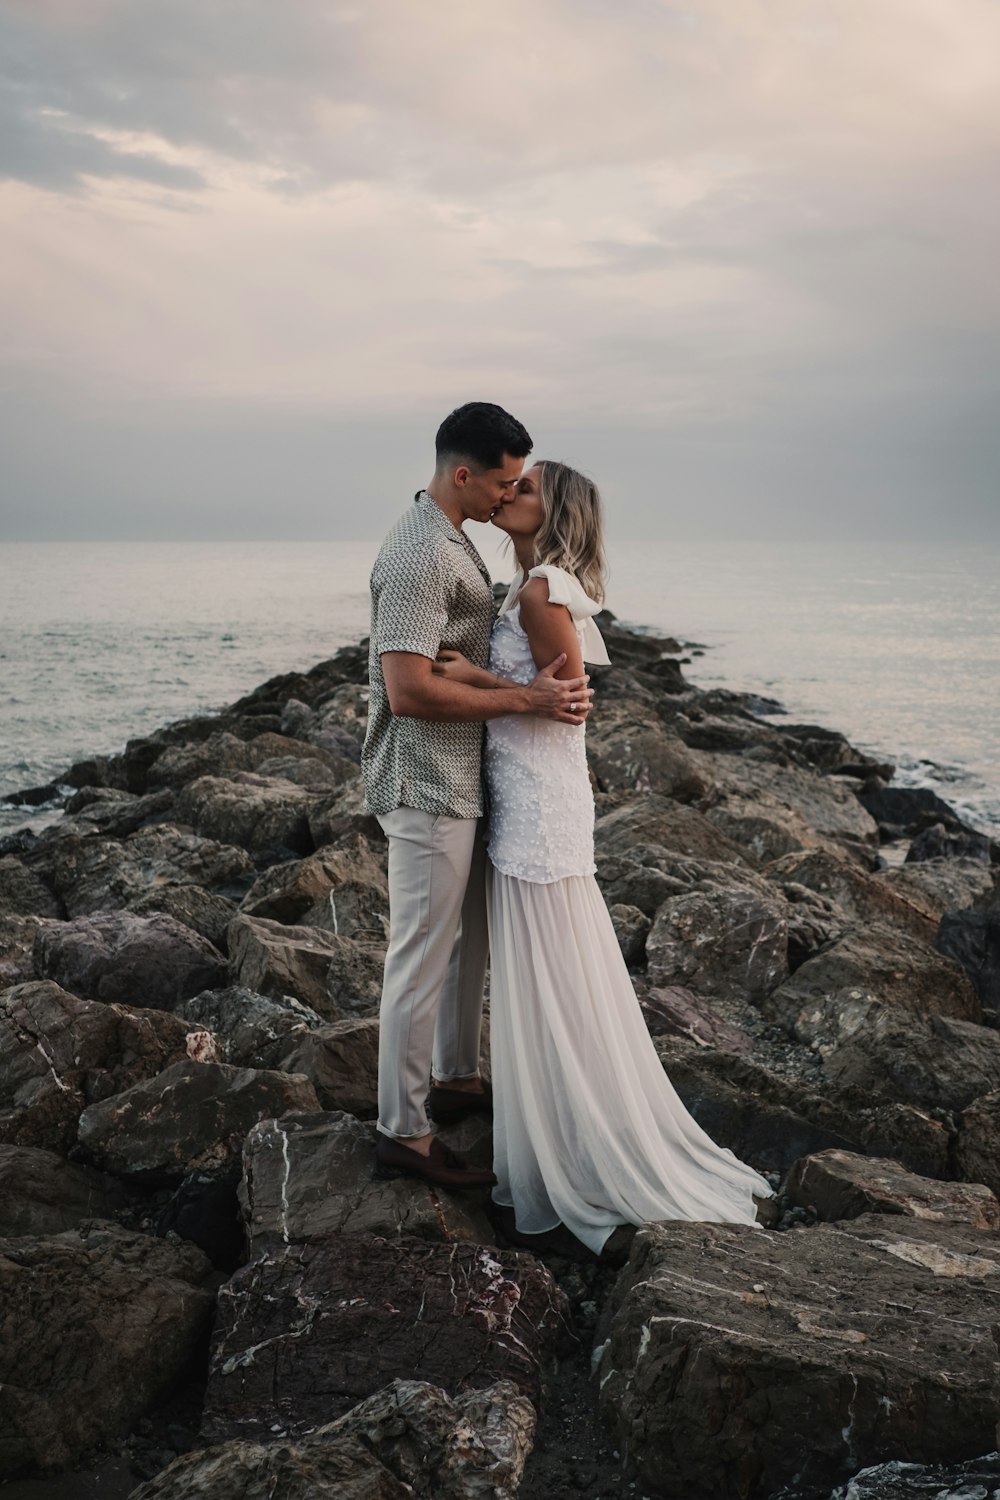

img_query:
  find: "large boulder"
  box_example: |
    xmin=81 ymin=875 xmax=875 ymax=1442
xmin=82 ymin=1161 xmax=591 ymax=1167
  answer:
xmin=129 ymin=1379 xmax=535 ymax=1500
xmin=881 ymin=857 xmax=997 ymax=919
xmin=709 ymin=758 xmax=879 ymax=859
xmin=227 ymin=914 xmax=383 ymax=1018
xmin=240 ymin=1111 xmax=494 ymax=1251
xmin=77 ymin=1059 xmax=321 ymax=1183
xmin=857 ymin=786 xmax=969 ymax=840
xmin=936 ymin=909 xmax=1000 ymax=1020
xmin=267 ymin=1017 xmax=380 ymax=1113
xmin=783 ymin=1148 xmax=1000 ymax=1228
xmin=126 ymin=884 xmax=240 ymax=953
xmin=645 ymin=882 xmax=789 ymax=1002
xmin=955 ymin=1090 xmax=1000 ymax=1200
xmin=0 ymin=856 xmax=61 ymax=918
xmin=34 ymin=910 xmax=226 ymax=1009
xmin=47 ymin=826 xmax=253 ymax=919
xmin=596 ymin=1214 xmax=1000 ymax=1499
xmin=0 ymin=1144 xmax=126 ymax=1236
xmin=764 ymin=848 xmax=938 ymax=944
xmin=761 ymin=923 xmax=980 ymax=1054
xmin=0 ymin=913 xmax=52 ymax=988
xmin=176 ymin=774 xmax=318 ymax=857
xmin=0 ymin=980 xmax=219 ymax=1151
xmin=0 ymin=1222 xmax=215 ymax=1478
xmin=239 ymin=838 xmax=389 ymax=942
xmin=585 ymin=701 xmax=711 ymax=802
xmin=594 ymin=797 xmax=747 ymax=867
xmin=202 ymin=1232 xmax=569 ymax=1443
xmin=821 ymin=1012 xmax=1000 ymax=1113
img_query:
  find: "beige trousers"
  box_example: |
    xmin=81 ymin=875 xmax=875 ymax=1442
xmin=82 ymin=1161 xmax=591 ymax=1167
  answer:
xmin=375 ymin=807 xmax=489 ymax=1140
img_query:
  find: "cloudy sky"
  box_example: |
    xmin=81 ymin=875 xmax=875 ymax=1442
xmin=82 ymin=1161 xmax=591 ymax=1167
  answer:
xmin=2 ymin=0 xmax=998 ymax=542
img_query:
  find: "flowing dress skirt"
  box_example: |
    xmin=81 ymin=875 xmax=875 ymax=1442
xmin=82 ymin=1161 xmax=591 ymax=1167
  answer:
xmin=487 ymin=864 xmax=774 ymax=1255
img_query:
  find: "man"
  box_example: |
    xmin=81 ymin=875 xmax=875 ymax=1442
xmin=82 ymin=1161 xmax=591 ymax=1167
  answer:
xmin=362 ymin=402 xmax=593 ymax=1188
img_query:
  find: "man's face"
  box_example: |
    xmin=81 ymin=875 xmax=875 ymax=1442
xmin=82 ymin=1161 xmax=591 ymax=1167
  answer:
xmin=455 ymin=452 xmax=526 ymax=523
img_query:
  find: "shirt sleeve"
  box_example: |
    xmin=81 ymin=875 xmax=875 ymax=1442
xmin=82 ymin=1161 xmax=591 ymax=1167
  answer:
xmin=373 ymin=543 xmax=451 ymax=661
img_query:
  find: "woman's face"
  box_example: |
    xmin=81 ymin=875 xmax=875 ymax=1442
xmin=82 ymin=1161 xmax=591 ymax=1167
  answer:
xmin=490 ymin=463 xmax=544 ymax=539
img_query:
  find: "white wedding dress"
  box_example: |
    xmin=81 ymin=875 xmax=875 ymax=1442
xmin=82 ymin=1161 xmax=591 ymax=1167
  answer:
xmin=484 ymin=565 xmax=775 ymax=1254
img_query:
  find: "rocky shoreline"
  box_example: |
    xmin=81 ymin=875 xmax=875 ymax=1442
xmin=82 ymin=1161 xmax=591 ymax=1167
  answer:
xmin=2 ymin=599 xmax=999 ymax=1500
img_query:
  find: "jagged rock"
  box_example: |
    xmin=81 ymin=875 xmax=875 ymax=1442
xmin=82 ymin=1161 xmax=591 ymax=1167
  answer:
xmin=639 ymin=985 xmax=754 ymax=1054
xmin=240 ymin=1112 xmax=494 ymax=1250
xmin=822 ymin=1012 xmax=1000 ymax=1113
xmin=596 ymin=1214 xmax=1000 ymax=1499
xmin=936 ymin=909 xmax=1000 ymax=1020
xmin=0 ymin=1144 xmax=126 ymax=1236
xmin=239 ymin=838 xmax=388 ymax=942
xmin=129 ymin=1379 xmax=535 ymax=1500
xmin=704 ymin=797 xmax=815 ymax=865
xmin=956 ymin=1091 xmax=1000 ymax=1200
xmin=881 ymin=856 xmax=996 ymax=918
xmin=778 ymin=723 xmax=893 ymax=779
xmin=34 ymin=910 xmax=226 ymax=1009
xmin=906 ymin=821 xmax=998 ymax=864
xmin=66 ymin=788 xmax=176 ymax=837
xmin=227 ymin=913 xmax=383 ymax=1018
xmin=202 ymin=1232 xmax=570 ymax=1442
xmin=586 ymin=701 xmax=711 ymax=802
xmin=127 ymin=884 xmax=239 ymax=953
xmin=824 ymin=1454 xmax=1000 ymax=1500
xmin=645 ymin=883 xmax=788 ymax=1002
xmin=610 ymin=903 xmax=651 ymax=965
xmin=308 ymin=779 xmax=385 ymax=847
xmin=654 ymin=1034 xmax=951 ymax=1178
xmin=0 ymin=913 xmax=52 ymax=987
xmin=595 ymin=850 xmax=686 ymax=916
xmin=857 ymin=786 xmax=969 ymax=840
xmin=147 ymin=732 xmax=257 ymax=788
xmin=783 ymin=1148 xmax=1000 ymax=1228
xmin=764 ymin=848 xmax=938 ymax=944
xmin=0 ymin=1221 xmax=215 ymax=1478
xmin=77 ymin=1059 xmax=321 ymax=1183
xmin=268 ymin=1017 xmax=380 ymax=1113
xmin=594 ymin=797 xmax=748 ymax=867
xmin=178 ymin=986 xmax=323 ymax=1066
xmin=709 ymin=758 xmax=880 ymax=859
xmin=47 ymin=826 xmax=253 ymax=919
xmin=779 ymin=881 xmax=848 ymax=969
xmin=0 ymin=980 xmax=219 ymax=1151
xmin=761 ymin=923 xmax=980 ymax=1054
xmin=175 ymin=773 xmax=318 ymax=857
xmin=0 ymin=856 xmax=61 ymax=918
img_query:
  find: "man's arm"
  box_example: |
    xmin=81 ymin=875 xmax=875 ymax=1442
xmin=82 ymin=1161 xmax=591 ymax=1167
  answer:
xmin=382 ymin=652 xmax=592 ymax=725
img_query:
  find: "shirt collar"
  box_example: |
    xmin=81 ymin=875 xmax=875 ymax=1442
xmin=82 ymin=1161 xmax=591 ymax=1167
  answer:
xmin=414 ymin=490 xmax=492 ymax=588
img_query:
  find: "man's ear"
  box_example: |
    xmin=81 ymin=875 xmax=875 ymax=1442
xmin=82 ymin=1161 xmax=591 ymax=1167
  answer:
xmin=453 ymin=465 xmax=472 ymax=488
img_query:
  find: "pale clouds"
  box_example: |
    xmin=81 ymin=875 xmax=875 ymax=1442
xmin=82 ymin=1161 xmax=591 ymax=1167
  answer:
xmin=2 ymin=0 xmax=999 ymax=537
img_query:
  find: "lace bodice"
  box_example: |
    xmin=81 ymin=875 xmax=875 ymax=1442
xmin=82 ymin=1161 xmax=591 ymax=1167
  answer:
xmin=485 ymin=567 xmax=609 ymax=884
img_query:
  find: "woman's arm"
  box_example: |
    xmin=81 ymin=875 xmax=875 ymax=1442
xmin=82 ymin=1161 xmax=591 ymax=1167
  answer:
xmin=517 ymin=576 xmax=586 ymax=681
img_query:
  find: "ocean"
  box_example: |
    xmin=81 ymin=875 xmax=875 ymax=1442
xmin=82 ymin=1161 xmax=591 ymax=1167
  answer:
xmin=1 ymin=535 xmax=998 ymax=839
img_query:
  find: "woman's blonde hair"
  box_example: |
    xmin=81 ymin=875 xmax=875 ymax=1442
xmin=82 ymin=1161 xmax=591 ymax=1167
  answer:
xmin=532 ymin=460 xmax=607 ymax=604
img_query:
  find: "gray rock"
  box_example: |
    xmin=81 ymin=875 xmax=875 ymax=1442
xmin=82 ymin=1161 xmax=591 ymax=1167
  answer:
xmin=822 ymin=1012 xmax=1000 ymax=1113
xmin=594 ymin=796 xmax=748 ymax=867
xmin=936 ymin=908 xmax=1000 ymax=1020
xmin=178 ymin=986 xmax=323 ymax=1066
xmin=906 ymin=821 xmax=998 ymax=864
xmin=881 ymin=857 xmax=997 ymax=920
xmin=240 ymin=837 xmax=388 ymax=942
xmin=0 ymin=980 xmax=219 ymax=1152
xmin=640 ymin=985 xmax=754 ymax=1054
xmin=128 ymin=1379 xmax=535 ymax=1500
xmin=956 ymin=1090 xmax=1000 ymax=1200
xmin=645 ymin=882 xmax=789 ymax=1002
xmin=783 ymin=1148 xmax=1000 ymax=1228
xmin=0 ymin=856 xmax=61 ymax=918
xmin=268 ymin=1016 xmax=380 ymax=1113
xmin=78 ymin=1058 xmax=321 ymax=1182
xmin=595 ymin=851 xmax=686 ymax=916
xmin=609 ymin=903 xmax=651 ymax=965
xmin=34 ymin=910 xmax=227 ymax=1009
xmin=0 ymin=1221 xmax=215 ymax=1478
xmin=202 ymin=1231 xmax=569 ymax=1442
xmin=0 ymin=913 xmax=52 ymax=988
xmin=0 ymin=1144 xmax=127 ymax=1236
xmin=307 ymin=779 xmax=385 ymax=847
xmin=597 ymin=1214 xmax=1000 ymax=1498
xmin=586 ymin=700 xmax=712 ymax=801
xmin=48 ymin=826 xmax=253 ymax=919
xmin=762 ymin=923 xmax=980 ymax=1054
xmin=176 ymin=773 xmax=318 ymax=856
xmin=227 ymin=913 xmax=384 ymax=1018
xmin=709 ymin=757 xmax=880 ymax=859
xmin=126 ymin=884 xmax=239 ymax=953
xmin=764 ymin=848 xmax=939 ymax=944
xmin=240 ymin=1111 xmax=494 ymax=1251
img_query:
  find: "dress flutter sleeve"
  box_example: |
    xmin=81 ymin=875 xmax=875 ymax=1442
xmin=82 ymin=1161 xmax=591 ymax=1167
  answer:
xmin=526 ymin=565 xmax=612 ymax=665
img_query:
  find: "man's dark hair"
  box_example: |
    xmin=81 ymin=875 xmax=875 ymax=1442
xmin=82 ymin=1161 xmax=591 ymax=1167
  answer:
xmin=434 ymin=402 xmax=532 ymax=472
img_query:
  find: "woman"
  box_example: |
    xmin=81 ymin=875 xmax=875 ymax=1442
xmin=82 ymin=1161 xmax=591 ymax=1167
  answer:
xmin=434 ymin=460 xmax=774 ymax=1255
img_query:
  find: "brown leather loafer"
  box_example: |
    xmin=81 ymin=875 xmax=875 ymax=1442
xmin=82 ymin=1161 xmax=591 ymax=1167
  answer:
xmin=374 ymin=1133 xmax=497 ymax=1190
xmin=426 ymin=1078 xmax=494 ymax=1125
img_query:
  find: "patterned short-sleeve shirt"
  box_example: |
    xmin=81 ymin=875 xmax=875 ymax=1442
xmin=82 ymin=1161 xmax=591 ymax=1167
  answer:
xmin=362 ymin=492 xmax=495 ymax=819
